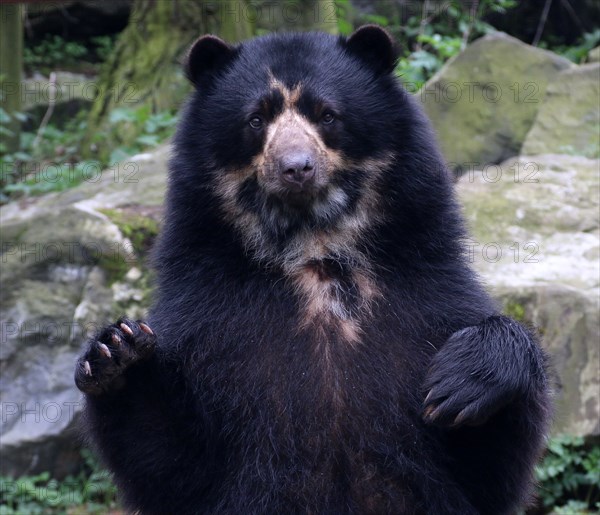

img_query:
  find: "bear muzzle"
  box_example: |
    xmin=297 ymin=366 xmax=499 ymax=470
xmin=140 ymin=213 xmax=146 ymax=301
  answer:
xmin=279 ymin=150 xmax=317 ymax=192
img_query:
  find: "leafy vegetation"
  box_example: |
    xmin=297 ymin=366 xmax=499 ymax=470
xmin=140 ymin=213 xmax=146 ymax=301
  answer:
xmin=337 ymin=0 xmax=518 ymax=89
xmin=1 ymin=436 xmax=598 ymax=514
xmin=98 ymin=207 xmax=160 ymax=285
xmin=24 ymin=35 xmax=116 ymax=74
xmin=98 ymin=106 xmax=178 ymax=165
xmin=339 ymin=0 xmax=597 ymax=89
xmin=0 ymin=108 xmax=96 ymax=201
xmin=0 ymin=106 xmax=177 ymax=202
xmin=552 ymin=29 xmax=600 ymax=64
xmin=100 ymin=208 xmax=160 ymax=260
xmin=534 ymin=435 xmax=600 ymax=513
xmin=0 ymin=449 xmax=119 ymax=515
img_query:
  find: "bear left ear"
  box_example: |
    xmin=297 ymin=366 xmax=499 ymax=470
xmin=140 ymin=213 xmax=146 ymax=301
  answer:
xmin=345 ymin=25 xmax=399 ymax=75
xmin=184 ymin=35 xmax=236 ymax=89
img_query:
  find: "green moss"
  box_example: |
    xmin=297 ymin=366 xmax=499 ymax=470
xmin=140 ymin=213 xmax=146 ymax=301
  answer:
xmin=1 ymin=223 xmax=28 ymax=244
xmin=95 ymin=208 xmax=159 ymax=285
xmin=81 ymin=1 xmax=215 ymax=160
xmin=502 ymin=298 xmax=547 ymax=335
xmin=463 ymin=193 xmax=515 ymax=242
xmin=503 ymin=300 xmax=526 ymax=323
xmin=99 ymin=208 xmax=159 ymax=259
xmin=96 ymin=249 xmax=132 ymax=285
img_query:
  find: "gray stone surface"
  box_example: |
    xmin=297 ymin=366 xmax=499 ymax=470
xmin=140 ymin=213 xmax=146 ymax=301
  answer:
xmin=0 ymin=146 xmax=169 ymax=477
xmin=418 ymin=32 xmax=572 ymax=170
xmin=522 ymin=63 xmax=600 ymax=158
xmin=458 ymin=154 xmax=600 ymax=437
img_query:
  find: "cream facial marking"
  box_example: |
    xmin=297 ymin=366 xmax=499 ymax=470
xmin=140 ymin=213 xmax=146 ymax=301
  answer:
xmin=269 ymin=75 xmax=302 ymax=108
xmin=212 ymin=77 xmax=396 ymax=344
xmin=254 ymin=110 xmax=343 ymax=188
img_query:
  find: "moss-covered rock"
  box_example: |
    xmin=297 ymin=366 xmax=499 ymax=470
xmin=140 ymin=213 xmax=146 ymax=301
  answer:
xmin=495 ymin=286 xmax=598 ymax=438
xmin=458 ymin=154 xmax=599 ymax=437
xmin=522 ymin=63 xmax=600 ymax=158
xmin=99 ymin=207 xmax=160 ymax=260
xmin=0 ymin=145 xmax=168 ymax=477
xmin=418 ymin=32 xmax=572 ymax=171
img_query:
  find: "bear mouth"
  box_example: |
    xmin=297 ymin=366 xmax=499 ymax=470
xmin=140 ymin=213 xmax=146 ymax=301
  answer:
xmin=264 ymin=185 xmax=349 ymax=226
xmin=279 ymin=188 xmax=320 ymax=207
xmin=261 ymin=174 xmax=322 ymax=208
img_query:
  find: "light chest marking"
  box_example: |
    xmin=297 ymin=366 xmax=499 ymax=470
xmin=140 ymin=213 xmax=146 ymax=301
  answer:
xmin=289 ymin=244 xmax=379 ymax=344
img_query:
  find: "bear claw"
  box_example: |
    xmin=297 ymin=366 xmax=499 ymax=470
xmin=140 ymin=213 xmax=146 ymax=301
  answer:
xmin=75 ymin=318 xmax=157 ymax=395
xmin=139 ymin=322 xmax=154 ymax=335
xmin=120 ymin=322 xmax=133 ymax=335
xmin=423 ymin=404 xmax=440 ymax=422
xmin=98 ymin=342 xmax=112 ymax=358
xmin=424 ymin=389 xmax=435 ymax=405
xmin=453 ymin=409 xmax=469 ymax=427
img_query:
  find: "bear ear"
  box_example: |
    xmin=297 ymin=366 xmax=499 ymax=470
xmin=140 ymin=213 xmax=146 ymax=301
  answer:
xmin=345 ymin=25 xmax=399 ymax=75
xmin=184 ymin=35 xmax=236 ymax=89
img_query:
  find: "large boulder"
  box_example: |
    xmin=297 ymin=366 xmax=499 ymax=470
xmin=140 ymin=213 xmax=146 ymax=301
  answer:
xmin=522 ymin=63 xmax=600 ymax=158
xmin=0 ymin=146 xmax=168 ymax=477
xmin=458 ymin=154 xmax=600 ymax=438
xmin=418 ymin=32 xmax=572 ymax=171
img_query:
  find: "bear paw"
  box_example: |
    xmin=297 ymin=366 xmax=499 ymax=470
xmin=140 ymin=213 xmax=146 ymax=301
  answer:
xmin=421 ymin=327 xmax=517 ymax=428
xmin=75 ymin=318 xmax=156 ymax=395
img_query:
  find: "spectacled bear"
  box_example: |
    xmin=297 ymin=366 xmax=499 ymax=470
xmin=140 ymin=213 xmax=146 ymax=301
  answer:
xmin=75 ymin=26 xmax=552 ymax=515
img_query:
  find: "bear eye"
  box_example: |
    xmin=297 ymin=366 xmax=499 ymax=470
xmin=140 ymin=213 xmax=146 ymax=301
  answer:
xmin=321 ymin=111 xmax=335 ymax=125
xmin=249 ymin=116 xmax=263 ymax=130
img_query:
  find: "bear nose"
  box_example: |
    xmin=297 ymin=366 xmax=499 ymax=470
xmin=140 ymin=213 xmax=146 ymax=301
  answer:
xmin=279 ymin=152 xmax=316 ymax=189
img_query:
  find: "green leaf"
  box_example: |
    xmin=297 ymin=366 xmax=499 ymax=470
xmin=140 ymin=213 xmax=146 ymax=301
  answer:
xmin=135 ymin=134 xmax=160 ymax=147
xmin=13 ymin=152 xmax=32 ymax=161
xmin=109 ymin=108 xmax=138 ymax=124
xmin=109 ymin=147 xmax=132 ymax=166
xmin=0 ymin=108 xmax=10 ymax=124
xmin=12 ymin=112 xmax=28 ymax=123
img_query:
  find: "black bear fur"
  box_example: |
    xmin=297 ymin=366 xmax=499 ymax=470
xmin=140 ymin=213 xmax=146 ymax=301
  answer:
xmin=75 ymin=26 xmax=551 ymax=515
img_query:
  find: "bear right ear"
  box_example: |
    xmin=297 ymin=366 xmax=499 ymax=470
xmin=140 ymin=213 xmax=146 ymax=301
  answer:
xmin=345 ymin=25 xmax=399 ymax=75
xmin=184 ymin=35 xmax=236 ymax=89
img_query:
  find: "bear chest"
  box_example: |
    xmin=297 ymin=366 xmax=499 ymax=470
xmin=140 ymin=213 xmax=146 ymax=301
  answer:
xmin=289 ymin=256 xmax=379 ymax=345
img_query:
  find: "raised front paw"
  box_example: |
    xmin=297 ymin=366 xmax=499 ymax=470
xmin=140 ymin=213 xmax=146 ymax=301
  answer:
xmin=421 ymin=326 xmax=517 ymax=428
xmin=75 ymin=318 xmax=156 ymax=395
